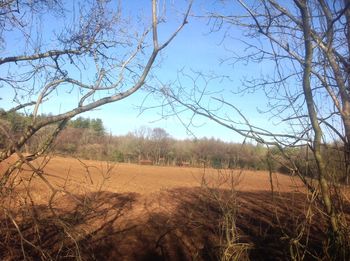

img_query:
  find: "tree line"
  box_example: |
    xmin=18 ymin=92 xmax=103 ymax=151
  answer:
xmin=0 ymin=110 xmax=269 ymax=169
xmin=0 ymin=110 xmax=346 ymax=182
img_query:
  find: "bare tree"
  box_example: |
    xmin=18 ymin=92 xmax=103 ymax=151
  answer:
xmin=0 ymin=0 xmax=192 ymax=259
xmin=150 ymin=127 xmax=170 ymax=164
xmin=0 ymin=0 xmax=192 ymax=179
xmin=158 ymin=0 xmax=350 ymax=258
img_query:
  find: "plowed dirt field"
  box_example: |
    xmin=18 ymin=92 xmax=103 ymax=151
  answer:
xmin=1 ymin=155 xmax=348 ymax=260
xmin=1 ymin=155 xmax=305 ymax=195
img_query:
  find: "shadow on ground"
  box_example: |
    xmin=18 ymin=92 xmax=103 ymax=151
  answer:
xmin=1 ymin=187 xmax=348 ymax=260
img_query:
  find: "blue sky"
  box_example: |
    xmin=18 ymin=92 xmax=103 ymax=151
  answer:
xmin=0 ymin=0 xmax=281 ymax=143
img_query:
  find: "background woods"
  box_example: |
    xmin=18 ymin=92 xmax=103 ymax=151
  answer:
xmin=1 ymin=110 xmax=348 ymax=182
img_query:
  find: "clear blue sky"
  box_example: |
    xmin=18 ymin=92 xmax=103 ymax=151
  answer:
xmin=0 ymin=0 xmax=282 ymax=143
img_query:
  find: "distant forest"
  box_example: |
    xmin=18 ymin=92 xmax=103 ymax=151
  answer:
xmin=0 ymin=109 xmax=345 ymax=180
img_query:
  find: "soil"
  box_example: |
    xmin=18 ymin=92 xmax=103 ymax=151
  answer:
xmin=0 ymin=156 xmax=349 ymax=260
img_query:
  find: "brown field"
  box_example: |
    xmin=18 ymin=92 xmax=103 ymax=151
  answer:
xmin=31 ymin=156 xmax=306 ymax=193
xmin=1 ymin=156 xmax=349 ymax=260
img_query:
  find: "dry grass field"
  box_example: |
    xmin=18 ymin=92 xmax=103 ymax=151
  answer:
xmin=1 ymin=156 xmax=349 ymax=260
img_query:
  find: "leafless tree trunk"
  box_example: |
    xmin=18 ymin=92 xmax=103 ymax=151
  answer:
xmin=295 ymin=0 xmax=341 ymax=248
xmin=0 ymin=0 xmax=192 ymax=259
xmin=0 ymin=0 xmax=192 ymax=180
xmin=156 ymin=0 xmax=349 ymax=258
